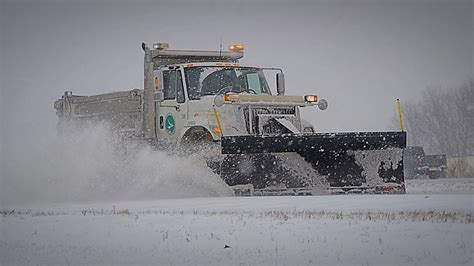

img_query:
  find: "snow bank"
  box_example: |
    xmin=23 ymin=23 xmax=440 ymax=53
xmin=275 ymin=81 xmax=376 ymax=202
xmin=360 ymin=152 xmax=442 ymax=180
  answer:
xmin=406 ymin=177 xmax=474 ymax=194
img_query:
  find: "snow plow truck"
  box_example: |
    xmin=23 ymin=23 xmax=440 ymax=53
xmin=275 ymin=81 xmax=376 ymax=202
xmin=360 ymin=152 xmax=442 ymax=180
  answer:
xmin=54 ymin=42 xmax=406 ymax=195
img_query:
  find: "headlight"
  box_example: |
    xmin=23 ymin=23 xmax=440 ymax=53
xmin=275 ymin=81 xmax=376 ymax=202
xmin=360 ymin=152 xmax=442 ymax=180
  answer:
xmin=304 ymin=95 xmax=319 ymax=102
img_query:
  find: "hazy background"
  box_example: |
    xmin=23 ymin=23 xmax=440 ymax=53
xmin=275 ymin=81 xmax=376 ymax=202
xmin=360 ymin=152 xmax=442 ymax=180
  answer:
xmin=2 ymin=0 xmax=472 ymax=131
xmin=0 ymin=0 xmax=472 ymax=203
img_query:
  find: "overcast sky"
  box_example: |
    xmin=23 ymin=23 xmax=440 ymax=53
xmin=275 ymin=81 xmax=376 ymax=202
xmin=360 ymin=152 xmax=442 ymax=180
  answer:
xmin=1 ymin=0 xmax=472 ymax=138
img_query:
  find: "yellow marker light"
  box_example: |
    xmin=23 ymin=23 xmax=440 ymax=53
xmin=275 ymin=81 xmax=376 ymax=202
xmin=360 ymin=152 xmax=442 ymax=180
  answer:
xmin=224 ymin=93 xmax=239 ymax=103
xmin=212 ymin=126 xmax=222 ymax=135
xmin=304 ymin=95 xmax=319 ymax=103
xmin=228 ymin=44 xmax=245 ymax=52
xmin=154 ymin=77 xmax=159 ymax=90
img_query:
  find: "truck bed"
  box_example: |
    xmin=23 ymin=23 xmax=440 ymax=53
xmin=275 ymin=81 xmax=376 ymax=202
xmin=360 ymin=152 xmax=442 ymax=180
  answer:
xmin=54 ymin=89 xmax=144 ymax=136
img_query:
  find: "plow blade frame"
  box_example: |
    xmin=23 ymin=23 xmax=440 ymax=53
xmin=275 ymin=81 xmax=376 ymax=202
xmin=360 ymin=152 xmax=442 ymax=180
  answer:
xmin=222 ymin=132 xmax=406 ymax=154
xmin=221 ymin=131 xmax=407 ymax=194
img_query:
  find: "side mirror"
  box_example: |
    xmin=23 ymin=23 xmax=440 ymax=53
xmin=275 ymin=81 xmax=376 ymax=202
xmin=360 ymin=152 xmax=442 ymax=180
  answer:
xmin=276 ymin=72 xmax=285 ymax=95
xmin=318 ymin=99 xmax=328 ymax=110
xmin=213 ymin=94 xmax=225 ymax=107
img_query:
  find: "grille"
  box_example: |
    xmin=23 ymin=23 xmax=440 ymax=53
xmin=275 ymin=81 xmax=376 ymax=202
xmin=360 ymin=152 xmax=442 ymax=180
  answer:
xmin=252 ymin=107 xmax=296 ymax=116
xmin=242 ymin=106 xmax=298 ymax=134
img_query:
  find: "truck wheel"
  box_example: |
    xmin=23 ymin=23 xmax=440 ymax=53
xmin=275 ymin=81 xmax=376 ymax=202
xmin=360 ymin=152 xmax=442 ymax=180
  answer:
xmin=440 ymin=171 xmax=447 ymax=179
xmin=180 ymin=127 xmax=214 ymax=152
xmin=180 ymin=128 xmax=221 ymax=174
xmin=428 ymin=172 xmax=440 ymax=179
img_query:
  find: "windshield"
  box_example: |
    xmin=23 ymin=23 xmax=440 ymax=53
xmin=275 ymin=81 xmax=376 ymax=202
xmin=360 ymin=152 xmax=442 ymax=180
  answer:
xmin=184 ymin=67 xmax=271 ymax=100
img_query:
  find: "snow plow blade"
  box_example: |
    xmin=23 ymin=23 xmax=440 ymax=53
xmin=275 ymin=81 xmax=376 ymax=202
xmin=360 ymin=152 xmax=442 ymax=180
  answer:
xmin=221 ymin=132 xmax=406 ymax=194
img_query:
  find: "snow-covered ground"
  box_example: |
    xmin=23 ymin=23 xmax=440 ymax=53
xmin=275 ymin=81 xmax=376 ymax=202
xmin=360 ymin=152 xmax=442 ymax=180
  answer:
xmin=1 ymin=178 xmax=473 ymax=265
xmin=406 ymin=177 xmax=474 ymax=194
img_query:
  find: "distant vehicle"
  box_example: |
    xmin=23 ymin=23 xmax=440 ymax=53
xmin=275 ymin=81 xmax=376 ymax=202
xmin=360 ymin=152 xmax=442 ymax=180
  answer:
xmin=404 ymin=146 xmax=447 ymax=179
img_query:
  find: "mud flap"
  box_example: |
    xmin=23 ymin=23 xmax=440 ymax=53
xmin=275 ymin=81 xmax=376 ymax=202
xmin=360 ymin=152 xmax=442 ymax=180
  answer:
xmin=221 ymin=132 xmax=407 ymax=194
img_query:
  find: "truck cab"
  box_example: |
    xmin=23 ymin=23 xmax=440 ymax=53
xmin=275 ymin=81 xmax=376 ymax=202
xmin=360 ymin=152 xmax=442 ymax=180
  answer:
xmin=145 ymin=43 xmax=325 ymax=145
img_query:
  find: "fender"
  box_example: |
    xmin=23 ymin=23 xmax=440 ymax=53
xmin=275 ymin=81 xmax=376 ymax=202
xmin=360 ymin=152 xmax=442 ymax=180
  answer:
xmin=178 ymin=126 xmax=219 ymax=145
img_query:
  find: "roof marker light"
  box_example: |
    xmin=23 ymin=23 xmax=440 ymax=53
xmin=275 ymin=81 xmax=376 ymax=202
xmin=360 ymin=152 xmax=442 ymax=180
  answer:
xmin=153 ymin=43 xmax=169 ymax=50
xmin=229 ymin=44 xmax=245 ymax=52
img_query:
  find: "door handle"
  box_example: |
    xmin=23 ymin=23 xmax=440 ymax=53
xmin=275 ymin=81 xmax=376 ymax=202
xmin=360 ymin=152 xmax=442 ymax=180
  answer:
xmin=175 ymin=105 xmax=180 ymax=111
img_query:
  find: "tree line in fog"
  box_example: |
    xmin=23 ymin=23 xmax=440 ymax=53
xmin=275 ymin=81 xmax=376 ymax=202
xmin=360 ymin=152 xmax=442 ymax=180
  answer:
xmin=393 ymin=79 xmax=473 ymax=157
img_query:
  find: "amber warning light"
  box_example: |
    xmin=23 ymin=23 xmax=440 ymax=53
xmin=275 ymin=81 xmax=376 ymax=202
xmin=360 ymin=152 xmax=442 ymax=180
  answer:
xmin=229 ymin=44 xmax=245 ymax=52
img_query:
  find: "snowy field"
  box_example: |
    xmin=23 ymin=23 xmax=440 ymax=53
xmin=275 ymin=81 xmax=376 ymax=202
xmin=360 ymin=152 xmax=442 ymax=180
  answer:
xmin=406 ymin=177 xmax=474 ymax=194
xmin=1 ymin=178 xmax=473 ymax=265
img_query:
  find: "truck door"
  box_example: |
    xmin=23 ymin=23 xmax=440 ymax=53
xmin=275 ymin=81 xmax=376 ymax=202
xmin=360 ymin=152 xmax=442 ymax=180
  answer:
xmin=156 ymin=68 xmax=187 ymax=142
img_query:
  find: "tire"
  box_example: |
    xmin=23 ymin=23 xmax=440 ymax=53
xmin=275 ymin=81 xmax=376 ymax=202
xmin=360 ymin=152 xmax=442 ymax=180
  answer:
xmin=428 ymin=171 xmax=440 ymax=179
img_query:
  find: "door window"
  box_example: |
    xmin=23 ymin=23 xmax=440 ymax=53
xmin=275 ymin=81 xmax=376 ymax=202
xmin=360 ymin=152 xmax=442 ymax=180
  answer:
xmin=163 ymin=70 xmax=177 ymax=100
xmin=163 ymin=69 xmax=186 ymax=103
xmin=246 ymin=72 xmax=262 ymax=93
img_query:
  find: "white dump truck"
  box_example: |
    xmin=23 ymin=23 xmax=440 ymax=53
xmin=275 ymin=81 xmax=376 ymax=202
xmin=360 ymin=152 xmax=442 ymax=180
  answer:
xmin=54 ymin=42 xmax=406 ymax=195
